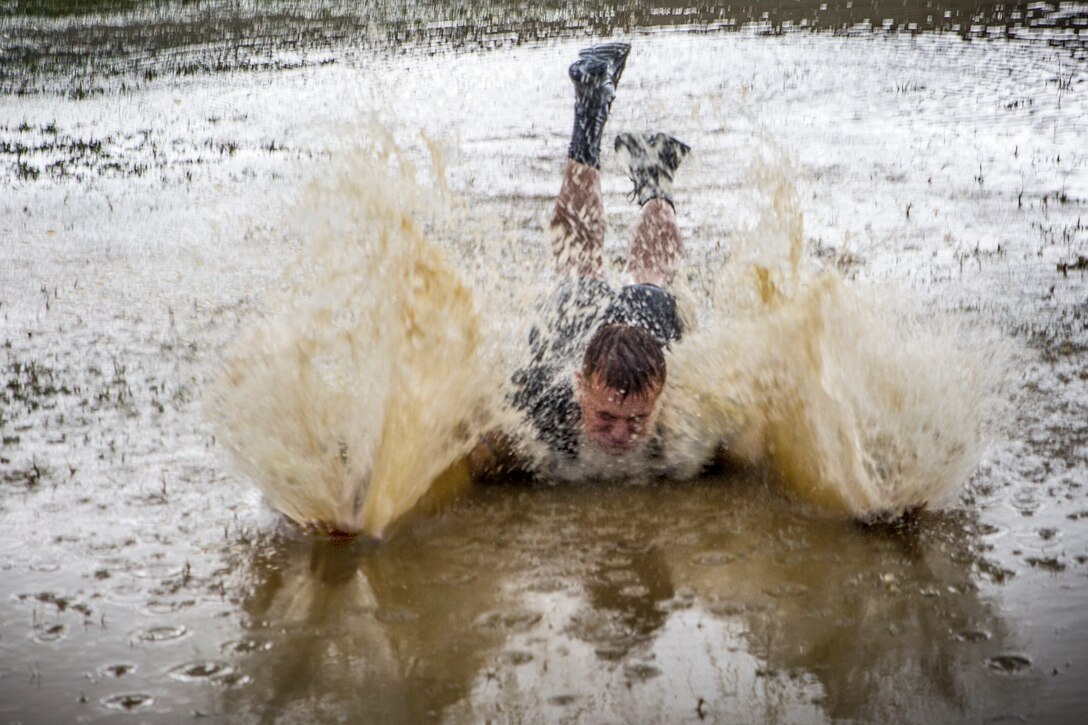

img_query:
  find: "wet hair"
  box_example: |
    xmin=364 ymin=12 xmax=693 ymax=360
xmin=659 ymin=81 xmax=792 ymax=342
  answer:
xmin=581 ymin=323 xmax=666 ymax=399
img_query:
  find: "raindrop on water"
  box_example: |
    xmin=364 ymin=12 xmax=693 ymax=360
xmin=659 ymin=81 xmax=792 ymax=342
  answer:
xmin=33 ymin=623 xmax=67 ymax=642
xmin=764 ymin=583 xmax=809 ymax=598
xmin=952 ymin=629 xmax=992 ymax=643
xmin=131 ymin=624 xmax=189 ymax=644
xmin=374 ymin=608 xmax=420 ymax=624
xmin=219 ymin=637 xmax=272 ymax=654
xmin=985 ymin=653 xmax=1032 ymax=674
xmin=28 ymin=559 xmax=61 ymax=573
xmin=624 ymin=662 xmax=662 ymax=681
xmin=497 ymin=650 xmax=534 ymax=666
xmin=429 ymin=570 xmax=477 ymax=586
xmin=98 ymin=663 xmax=136 ymax=678
xmin=474 ymin=610 xmax=543 ymax=632
xmin=691 ymin=550 xmax=736 ymax=566
xmin=145 ymin=598 xmax=196 ymax=614
xmin=168 ymin=660 xmax=235 ymax=682
xmin=101 ymin=692 xmax=154 ymax=711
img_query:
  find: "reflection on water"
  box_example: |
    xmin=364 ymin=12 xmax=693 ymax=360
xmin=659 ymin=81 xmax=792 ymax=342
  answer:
xmin=222 ymin=521 xmax=509 ymax=722
xmin=582 ymin=542 xmax=674 ymax=658
xmin=218 ymin=478 xmax=1036 ymax=723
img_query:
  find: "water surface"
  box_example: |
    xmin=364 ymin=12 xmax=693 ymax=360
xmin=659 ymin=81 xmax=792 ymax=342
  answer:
xmin=1 ymin=2 xmax=1087 ymax=722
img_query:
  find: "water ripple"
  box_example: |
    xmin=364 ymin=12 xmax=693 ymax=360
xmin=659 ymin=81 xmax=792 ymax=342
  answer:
xmin=130 ymin=624 xmax=189 ymax=644
xmin=101 ymin=692 xmax=154 ymax=711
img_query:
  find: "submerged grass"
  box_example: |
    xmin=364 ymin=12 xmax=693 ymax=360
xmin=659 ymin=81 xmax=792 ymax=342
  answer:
xmin=0 ymin=120 xmax=287 ymax=183
xmin=2 ymin=1 xmax=1085 ymax=95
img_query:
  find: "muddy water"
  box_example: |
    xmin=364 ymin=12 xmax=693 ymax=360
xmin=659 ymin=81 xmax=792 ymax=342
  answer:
xmin=2 ymin=2 xmax=1087 ymax=723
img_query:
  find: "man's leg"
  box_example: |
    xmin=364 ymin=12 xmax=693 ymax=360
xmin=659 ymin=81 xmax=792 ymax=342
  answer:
xmin=551 ymin=160 xmax=606 ymax=279
xmin=615 ymin=132 xmax=691 ymax=288
xmin=550 ymin=43 xmax=630 ymax=279
xmin=627 ymin=198 xmax=683 ymax=288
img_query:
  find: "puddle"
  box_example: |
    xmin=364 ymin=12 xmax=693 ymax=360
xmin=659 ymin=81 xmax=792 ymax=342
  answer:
xmin=0 ymin=3 xmax=1085 ymax=724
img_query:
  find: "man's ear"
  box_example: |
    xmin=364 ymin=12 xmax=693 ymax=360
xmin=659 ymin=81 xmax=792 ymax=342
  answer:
xmin=573 ymin=370 xmax=584 ymax=392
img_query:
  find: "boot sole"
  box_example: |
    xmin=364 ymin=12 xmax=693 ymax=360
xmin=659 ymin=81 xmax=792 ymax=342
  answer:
xmin=576 ymin=42 xmax=630 ymax=87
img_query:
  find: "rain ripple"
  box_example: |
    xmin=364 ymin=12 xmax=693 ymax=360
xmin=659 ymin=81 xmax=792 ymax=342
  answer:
xmin=168 ymin=660 xmax=236 ymax=683
xmin=985 ymin=654 xmax=1033 ymax=674
xmin=130 ymin=624 xmax=189 ymax=644
xmin=101 ymin=693 xmax=154 ymax=711
xmin=98 ymin=663 xmax=137 ymax=678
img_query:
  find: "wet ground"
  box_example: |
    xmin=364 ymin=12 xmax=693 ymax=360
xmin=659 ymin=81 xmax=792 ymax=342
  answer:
xmin=2 ymin=2 xmax=1087 ymax=723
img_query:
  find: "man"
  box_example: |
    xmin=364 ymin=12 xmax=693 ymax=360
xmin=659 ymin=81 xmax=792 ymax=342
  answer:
xmin=471 ymin=42 xmax=692 ymax=479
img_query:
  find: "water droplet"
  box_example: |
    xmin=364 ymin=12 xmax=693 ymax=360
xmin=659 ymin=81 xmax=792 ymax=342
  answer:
xmin=101 ymin=692 xmax=154 ymax=711
xmin=131 ymin=625 xmax=189 ymax=644
xmin=34 ymin=623 xmax=67 ymax=642
xmin=133 ymin=563 xmax=185 ymax=579
xmin=952 ymin=629 xmax=991 ymax=643
xmin=220 ymin=638 xmax=271 ymax=654
xmin=692 ymin=551 xmax=735 ymax=566
xmin=475 ymin=610 xmax=542 ymax=632
xmin=708 ymin=600 xmax=748 ymax=616
xmin=985 ymin=654 xmax=1032 ymax=674
xmin=620 ymin=584 xmax=651 ymax=599
xmin=430 ymin=571 xmax=477 ymax=586
xmin=764 ymin=583 xmax=808 ymax=598
xmin=1025 ymin=556 xmax=1066 ymax=572
xmin=526 ymin=578 xmax=565 ymax=593
xmin=217 ymin=671 xmax=253 ymax=688
xmin=19 ymin=591 xmax=71 ymax=611
xmin=497 ymin=650 xmax=534 ymax=666
xmin=145 ymin=599 xmax=195 ymax=614
xmin=624 ymin=663 xmax=662 ymax=681
xmin=594 ymin=643 xmax=629 ymax=661
xmin=374 ymin=608 xmax=419 ymax=623
xmin=168 ymin=660 xmax=235 ymax=682
xmin=1011 ymin=489 xmax=1038 ymax=516
xmin=99 ymin=663 xmax=136 ymax=678
xmin=28 ymin=559 xmax=61 ymax=573
xmin=976 ymin=522 xmax=1004 ymax=536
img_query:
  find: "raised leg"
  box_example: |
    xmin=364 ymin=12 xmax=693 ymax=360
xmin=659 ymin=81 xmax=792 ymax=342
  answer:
xmin=626 ymin=198 xmax=683 ymax=288
xmin=551 ymin=160 xmax=606 ymax=279
xmin=615 ymin=132 xmax=691 ymax=288
xmin=551 ymin=43 xmax=630 ymax=280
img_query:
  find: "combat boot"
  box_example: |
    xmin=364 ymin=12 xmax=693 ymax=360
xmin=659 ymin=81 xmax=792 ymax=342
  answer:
xmin=614 ymin=131 xmax=691 ymax=207
xmin=567 ymin=43 xmax=630 ymax=169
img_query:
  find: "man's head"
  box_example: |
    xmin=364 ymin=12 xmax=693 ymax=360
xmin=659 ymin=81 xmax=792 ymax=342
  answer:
xmin=574 ymin=323 xmax=666 ymax=455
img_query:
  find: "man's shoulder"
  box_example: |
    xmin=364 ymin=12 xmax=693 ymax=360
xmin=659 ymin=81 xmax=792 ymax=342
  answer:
xmin=510 ymin=363 xmax=581 ymax=458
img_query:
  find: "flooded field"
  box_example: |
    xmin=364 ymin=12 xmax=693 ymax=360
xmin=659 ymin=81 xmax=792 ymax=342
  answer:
xmin=2 ymin=1 xmax=1087 ymax=722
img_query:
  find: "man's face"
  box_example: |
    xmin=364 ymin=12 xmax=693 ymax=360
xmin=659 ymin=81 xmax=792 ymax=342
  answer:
xmin=575 ymin=372 xmax=662 ymax=456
